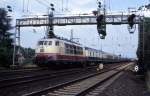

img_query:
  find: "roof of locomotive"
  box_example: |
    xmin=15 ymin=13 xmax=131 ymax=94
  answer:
xmin=38 ymin=37 xmax=82 ymax=46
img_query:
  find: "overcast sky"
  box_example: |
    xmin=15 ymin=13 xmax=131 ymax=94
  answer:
xmin=0 ymin=0 xmax=150 ymax=58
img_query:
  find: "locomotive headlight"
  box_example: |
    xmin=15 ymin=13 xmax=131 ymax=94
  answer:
xmin=40 ymin=48 xmax=44 ymax=52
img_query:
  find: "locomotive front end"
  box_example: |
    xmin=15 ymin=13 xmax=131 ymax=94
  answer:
xmin=34 ymin=39 xmax=60 ymax=66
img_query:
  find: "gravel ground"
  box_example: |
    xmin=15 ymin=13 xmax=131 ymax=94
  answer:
xmin=0 ymin=68 xmax=98 ymax=96
xmin=98 ymin=70 xmax=149 ymax=96
xmin=0 ymin=63 xmax=124 ymax=96
xmin=0 ymin=69 xmax=53 ymax=80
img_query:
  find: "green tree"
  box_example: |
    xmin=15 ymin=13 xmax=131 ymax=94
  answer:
xmin=0 ymin=8 xmax=13 ymax=67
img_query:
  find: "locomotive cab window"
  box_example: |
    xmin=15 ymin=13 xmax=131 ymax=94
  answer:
xmin=55 ymin=41 xmax=59 ymax=46
xmin=44 ymin=41 xmax=48 ymax=45
xmin=49 ymin=41 xmax=52 ymax=45
xmin=38 ymin=41 xmax=44 ymax=45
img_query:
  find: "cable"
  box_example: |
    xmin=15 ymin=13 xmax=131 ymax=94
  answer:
xmin=108 ymin=0 xmax=111 ymax=12
xmin=62 ymin=0 xmax=64 ymax=11
xmin=44 ymin=0 xmax=50 ymax=4
xmin=22 ymin=0 xmax=25 ymax=12
xmin=35 ymin=0 xmax=49 ymax=7
xmin=66 ymin=0 xmax=69 ymax=11
xmin=26 ymin=0 xmax=29 ymax=12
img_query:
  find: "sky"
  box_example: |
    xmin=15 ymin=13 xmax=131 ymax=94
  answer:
xmin=0 ymin=0 xmax=150 ymax=58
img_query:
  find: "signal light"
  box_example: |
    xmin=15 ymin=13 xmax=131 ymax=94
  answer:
xmin=130 ymin=31 xmax=134 ymax=34
xmin=7 ymin=5 xmax=11 ymax=9
xmin=8 ymin=9 xmax=12 ymax=12
xmin=97 ymin=15 xmax=104 ymax=25
xmin=98 ymin=2 xmax=101 ymax=8
xmin=49 ymin=27 xmax=53 ymax=31
xmin=97 ymin=15 xmax=106 ymax=39
xmin=97 ymin=28 xmax=106 ymax=39
xmin=128 ymin=14 xmax=136 ymax=29
xmin=51 ymin=8 xmax=55 ymax=11
xmin=50 ymin=3 xmax=54 ymax=7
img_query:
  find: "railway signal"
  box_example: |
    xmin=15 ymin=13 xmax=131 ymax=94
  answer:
xmin=128 ymin=14 xmax=136 ymax=29
xmin=127 ymin=8 xmax=137 ymax=34
xmin=97 ymin=0 xmax=106 ymax=39
xmin=97 ymin=15 xmax=106 ymax=39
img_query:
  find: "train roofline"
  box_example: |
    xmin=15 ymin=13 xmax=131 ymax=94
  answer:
xmin=39 ymin=37 xmax=82 ymax=46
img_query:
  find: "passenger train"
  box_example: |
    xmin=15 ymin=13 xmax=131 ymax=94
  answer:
xmin=34 ymin=37 xmax=127 ymax=67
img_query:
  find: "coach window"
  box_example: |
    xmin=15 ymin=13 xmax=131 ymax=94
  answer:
xmin=81 ymin=48 xmax=83 ymax=55
xmin=77 ymin=47 xmax=80 ymax=55
xmin=79 ymin=47 xmax=83 ymax=55
xmin=74 ymin=46 xmax=77 ymax=54
xmin=65 ymin=44 xmax=70 ymax=54
xmin=70 ymin=45 xmax=74 ymax=54
xmin=55 ymin=41 xmax=59 ymax=46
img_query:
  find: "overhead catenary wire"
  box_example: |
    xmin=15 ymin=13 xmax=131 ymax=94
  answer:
xmin=22 ymin=0 xmax=25 ymax=12
xmin=22 ymin=0 xmax=29 ymax=13
xmin=108 ymin=0 xmax=111 ymax=12
xmin=26 ymin=0 xmax=29 ymax=12
xmin=44 ymin=0 xmax=50 ymax=4
xmin=34 ymin=0 xmax=62 ymax=14
xmin=35 ymin=0 xmax=49 ymax=7
xmin=65 ymin=0 xmax=68 ymax=11
xmin=62 ymin=0 xmax=64 ymax=11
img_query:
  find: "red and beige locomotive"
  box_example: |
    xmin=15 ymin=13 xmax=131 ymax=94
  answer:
xmin=34 ymin=37 xmax=122 ymax=67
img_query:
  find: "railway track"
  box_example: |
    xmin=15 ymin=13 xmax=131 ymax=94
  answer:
xmin=0 ymin=67 xmax=46 ymax=74
xmin=22 ymin=63 xmax=130 ymax=96
xmin=0 ymin=67 xmax=48 ymax=79
xmin=0 ymin=66 xmax=97 ymax=89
